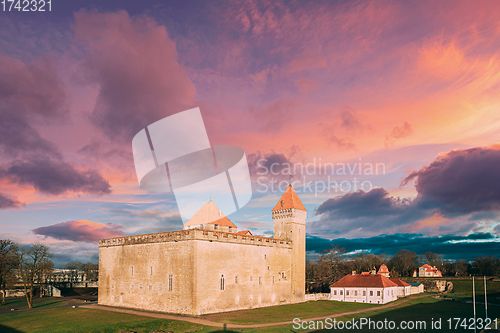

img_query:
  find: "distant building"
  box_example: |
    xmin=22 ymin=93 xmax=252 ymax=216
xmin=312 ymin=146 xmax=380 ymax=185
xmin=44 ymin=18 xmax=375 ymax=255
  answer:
xmin=377 ymin=264 xmax=390 ymax=277
xmin=390 ymin=278 xmax=411 ymax=297
xmin=329 ymin=273 xmax=398 ymax=304
xmin=414 ymin=264 xmax=442 ymax=277
xmin=408 ymin=282 xmax=424 ymax=294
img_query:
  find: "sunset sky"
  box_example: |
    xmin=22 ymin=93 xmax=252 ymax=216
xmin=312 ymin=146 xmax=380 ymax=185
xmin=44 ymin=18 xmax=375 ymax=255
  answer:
xmin=1 ymin=0 xmax=500 ymax=267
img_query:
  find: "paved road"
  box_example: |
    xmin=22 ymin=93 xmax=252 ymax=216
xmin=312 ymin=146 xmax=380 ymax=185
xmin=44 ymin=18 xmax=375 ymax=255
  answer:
xmin=79 ymin=294 xmax=430 ymax=329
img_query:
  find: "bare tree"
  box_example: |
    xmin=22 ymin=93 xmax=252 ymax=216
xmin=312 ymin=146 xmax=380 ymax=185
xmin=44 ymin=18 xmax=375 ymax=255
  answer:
xmin=18 ymin=243 xmax=53 ymax=308
xmin=0 ymin=239 xmax=19 ymax=305
xmin=65 ymin=262 xmax=82 ymax=282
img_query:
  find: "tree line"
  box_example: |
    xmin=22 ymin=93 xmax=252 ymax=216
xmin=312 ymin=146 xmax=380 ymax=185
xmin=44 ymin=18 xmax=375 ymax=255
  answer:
xmin=0 ymin=239 xmax=98 ymax=308
xmin=306 ymin=245 xmax=500 ymax=293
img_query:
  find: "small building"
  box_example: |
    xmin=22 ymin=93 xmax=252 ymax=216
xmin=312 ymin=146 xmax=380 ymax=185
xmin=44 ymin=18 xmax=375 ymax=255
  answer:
xmin=390 ymin=278 xmax=411 ymax=296
xmin=377 ymin=264 xmax=390 ymax=277
xmin=408 ymin=282 xmax=424 ymax=294
xmin=415 ymin=264 xmax=442 ymax=277
xmin=329 ymin=273 xmax=398 ymax=304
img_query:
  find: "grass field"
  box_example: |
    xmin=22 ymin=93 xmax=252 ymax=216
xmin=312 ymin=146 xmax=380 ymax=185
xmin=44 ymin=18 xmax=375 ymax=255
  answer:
xmin=0 ymin=293 xmax=498 ymax=333
xmin=202 ymin=299 xmax=377 ymax=324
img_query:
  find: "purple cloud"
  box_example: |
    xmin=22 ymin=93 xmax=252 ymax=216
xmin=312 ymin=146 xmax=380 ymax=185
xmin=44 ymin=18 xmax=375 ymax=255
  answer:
xmin=403 ymin=146 xmax=500 ymax=214
xmin=0 ymin=192 xmax=24 ymax=209
xmin=33 ymin=219 xmax=125 ymax=243
xmin=0 ymin=158 xmax=111 ymax=195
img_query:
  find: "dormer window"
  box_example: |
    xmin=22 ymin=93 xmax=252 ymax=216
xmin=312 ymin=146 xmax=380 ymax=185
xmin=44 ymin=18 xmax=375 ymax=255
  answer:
xmin=218 ymin=209 xmax=221 ymax=216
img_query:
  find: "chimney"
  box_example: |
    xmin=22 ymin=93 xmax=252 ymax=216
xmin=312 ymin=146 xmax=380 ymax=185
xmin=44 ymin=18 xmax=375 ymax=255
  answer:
xmin=351 ymin=270 xmax=356 ymax=276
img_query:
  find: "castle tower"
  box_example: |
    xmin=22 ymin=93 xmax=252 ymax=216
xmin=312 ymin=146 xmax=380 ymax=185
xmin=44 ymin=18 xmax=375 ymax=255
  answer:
xmin=272 ymin=184 xmax=307 ymax=302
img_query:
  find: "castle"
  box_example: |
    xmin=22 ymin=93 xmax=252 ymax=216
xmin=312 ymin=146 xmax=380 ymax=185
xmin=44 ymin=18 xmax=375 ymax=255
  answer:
xmin=98 ymin=185 xmax=306 ymax=315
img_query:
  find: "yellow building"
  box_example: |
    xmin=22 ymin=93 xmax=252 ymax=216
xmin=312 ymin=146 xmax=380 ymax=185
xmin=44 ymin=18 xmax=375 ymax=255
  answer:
xmin=98 ymin=185 xmax=306 ymax=315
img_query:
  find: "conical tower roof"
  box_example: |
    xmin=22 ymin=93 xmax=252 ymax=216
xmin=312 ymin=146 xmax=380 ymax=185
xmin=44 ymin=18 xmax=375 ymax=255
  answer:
xmin=183 ymin=199 xmax=237 ymax=228
xmin=272 ymin=185 xmax=306 ymax=211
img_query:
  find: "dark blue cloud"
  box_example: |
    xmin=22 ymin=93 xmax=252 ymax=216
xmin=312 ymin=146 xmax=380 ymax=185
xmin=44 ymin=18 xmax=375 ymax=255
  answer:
xmin=306 ymin=233 xmax=500 ymax=261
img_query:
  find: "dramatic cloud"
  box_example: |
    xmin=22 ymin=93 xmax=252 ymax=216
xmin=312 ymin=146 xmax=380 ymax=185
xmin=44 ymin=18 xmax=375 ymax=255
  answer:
xmin=403 ymin=146 xmax=500 ymax=214
xmin=306 ymin=233 xmax=500 ymax=262
xmin=73 ymin=10 xmax=196 ymax=141
xmin=315 ymin=188 xmax=412 ymax=219
xmin=0 ymin=158 xmax=111 ymax=195
xmin=0 ymin=192 xmax=24 ymax=209
xmin=33 ymin=219 xmax=125 ymax=243
xmin=0 ymin=55 xmax=66 ymax=158
xmin=311 ymin=188 xmax=429 ymax=237
xmin=247 ymin=151 xmax=293 ymax=180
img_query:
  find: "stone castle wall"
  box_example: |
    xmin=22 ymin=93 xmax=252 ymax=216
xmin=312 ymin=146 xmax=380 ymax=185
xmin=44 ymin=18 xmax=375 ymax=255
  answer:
xmin=99 ymin=229 xmax=296 ymax=315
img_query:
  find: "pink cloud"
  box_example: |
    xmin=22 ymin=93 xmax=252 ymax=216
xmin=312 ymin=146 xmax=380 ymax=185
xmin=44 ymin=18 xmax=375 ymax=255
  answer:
xmin=73 ymin=10 xmax=197 ymax=141
xmin=33 ymin=219 xmax=125 ymax=242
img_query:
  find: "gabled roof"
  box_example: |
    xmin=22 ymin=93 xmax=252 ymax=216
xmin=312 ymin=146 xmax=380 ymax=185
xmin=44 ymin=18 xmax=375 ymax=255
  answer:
xmin=183 ymin=200 xmax=237 ymax=228
xmin=272 ymin=185 xmax=306 ymax=211
xmin=236 ymin=230 xmax=252 ymax=235
xmin=389 ymin=279 xmax=411 ymax=287
xmin=330 ymin=274 xmax=398 ymax=288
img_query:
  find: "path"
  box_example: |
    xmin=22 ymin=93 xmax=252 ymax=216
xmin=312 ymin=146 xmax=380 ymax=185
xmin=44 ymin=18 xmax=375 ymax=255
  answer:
xmin=79 ymin=294 xmax=430 ymax=329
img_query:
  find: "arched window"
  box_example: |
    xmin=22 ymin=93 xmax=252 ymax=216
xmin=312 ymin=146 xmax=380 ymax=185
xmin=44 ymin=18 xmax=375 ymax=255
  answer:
xmin=220 ymin=275 xmax=225 ymax=290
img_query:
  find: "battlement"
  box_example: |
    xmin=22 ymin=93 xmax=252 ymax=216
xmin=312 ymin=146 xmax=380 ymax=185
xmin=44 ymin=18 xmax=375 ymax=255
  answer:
xmin=99 ymin=228 xmax=292 ymax=248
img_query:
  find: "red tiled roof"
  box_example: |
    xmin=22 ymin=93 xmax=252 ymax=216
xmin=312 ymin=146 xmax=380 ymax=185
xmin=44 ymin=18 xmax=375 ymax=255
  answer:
xmin=272 ymin=185 xmax=306 ymax=211
xmin=389 ymin=279 xmax=411 ymax=287
xmin=184 ymin=200 xmax=237 ymax=228
xmin=360 ymin=272 xmax=371 ymax=275
xmin=378 ymin=264 xmax=389 ymax=273
xmin=330 ymin=274 xmax=398 ymax=288
xmin=236 ymin=230 xmax=252 ymax=235
xmin=207 ymin=216 xmax=237 ymax=228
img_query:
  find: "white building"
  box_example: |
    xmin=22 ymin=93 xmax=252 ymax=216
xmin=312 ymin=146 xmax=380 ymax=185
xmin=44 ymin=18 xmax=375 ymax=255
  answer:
xmin=330 ymin=273 xmax=398 ymax=304
xmin=390 ymin=278 xmax=411 ymax=297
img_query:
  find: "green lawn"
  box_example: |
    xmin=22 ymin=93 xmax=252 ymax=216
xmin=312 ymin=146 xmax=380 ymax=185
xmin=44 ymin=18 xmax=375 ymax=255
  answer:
xmin=202 ymin=299 xmax=378 ymax=324
xmin=0 ymin=295 xmax=498 ymax=333
xmin=0 ymin=307 xmax=214 ymax=333
xmin=1 ymin=297 xmax=66 ymax=310
xmin=312 ymin=297 xmax=499 ymax=333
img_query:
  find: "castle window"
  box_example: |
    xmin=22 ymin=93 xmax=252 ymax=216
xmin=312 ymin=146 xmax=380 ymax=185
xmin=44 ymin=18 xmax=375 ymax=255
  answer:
xmin=264 ymin=254 xmax=266 ymax=259
xmin=377 ymin=291 xmax=380 ymax=296
xmin=220 ymin=275 xmax=225 ymax=290
xmin=259 ymin=277 xmax=261 ymax=285
xmin=149 ymin=284 xmax=152 ymax=290
xmin=131 ymin=266 xmax=134 ymax=275
xmin=268 ymin=266 xmax=270 ymax=270
xmin=273 ymin=276 xmax=275 ymax=284
xmin=235 ymin=276 xmax=238 ymax=283
xmin=168 ymin=275 xmax=173 ymax=291
xmin=214 ymin=224 xmax=218 ymax=230
xmin=150 ymin=267 xmax=153 ymax=275
xmin=250 ymin=276 xmax=252 ymax=281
